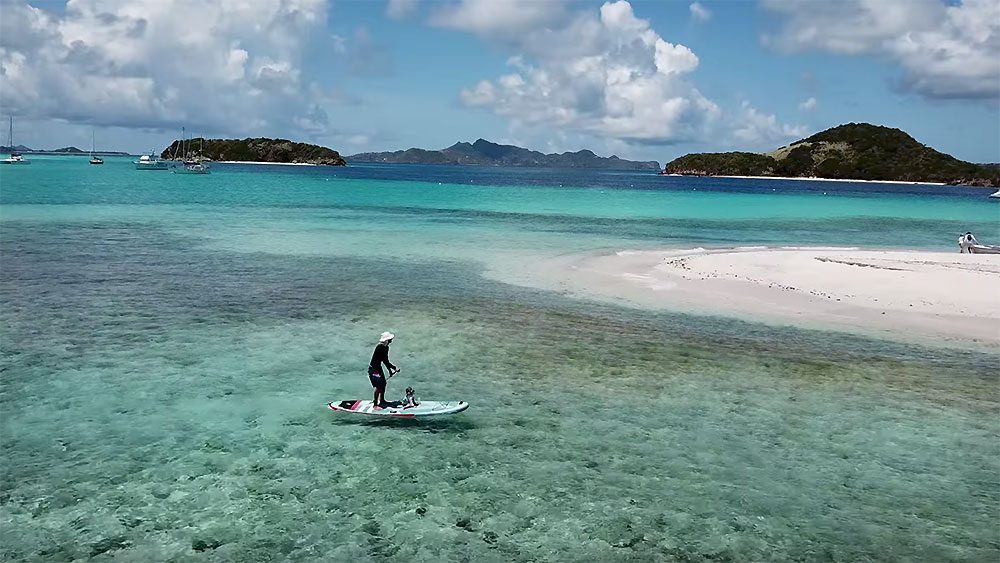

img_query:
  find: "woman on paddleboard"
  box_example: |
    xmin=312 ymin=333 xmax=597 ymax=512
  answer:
xmin=369 ymin=331 xmax=399 ymax=408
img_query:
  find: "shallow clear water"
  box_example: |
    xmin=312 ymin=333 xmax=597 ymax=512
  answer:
xmin=1 ymin=157 xmax=998 ymax=561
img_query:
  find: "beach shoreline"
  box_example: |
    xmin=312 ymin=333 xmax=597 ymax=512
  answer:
xmin=487 ymin=246 xmax=1000 ymax=349
xmin=215 ymin=160 xmax=320 ymax=166
xmin=660 ymin=173 xmax=948 ymax=189
xmin=660 ymin=173 xmax=949 ymax=186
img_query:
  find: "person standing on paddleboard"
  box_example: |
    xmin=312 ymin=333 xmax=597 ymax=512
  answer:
xmin=369 ymin=331 xmax=399 ymax=408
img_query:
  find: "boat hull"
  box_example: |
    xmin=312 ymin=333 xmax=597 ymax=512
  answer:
xmin=171 ymin=164 xmax=211 ymax=174
xmin=970 ymin=244 xmax=1000 ymax=254
xmin=134 ymin=162 xmax=169 ymax=170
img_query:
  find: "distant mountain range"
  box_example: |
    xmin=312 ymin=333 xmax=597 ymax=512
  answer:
xmin=1 ymin=144 xmax=130 ymax=156
xmin=663 ymin=123 xmax=1000 ymax=187
xmin=348 ymin=139 xmax=661 ymax=170
xmin=161 ymin=137 xmax=346 ymax=165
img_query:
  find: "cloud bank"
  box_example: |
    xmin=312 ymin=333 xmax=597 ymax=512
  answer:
xmin=0 ymin=0 xmax=332 ymax=135
xmin=445 ymin=0 xmax=802 ymax=148
xmin=761 ymin=0 xmax=1000 ymax=100
xmin=448 ymin=1 xmax=728 ymax=145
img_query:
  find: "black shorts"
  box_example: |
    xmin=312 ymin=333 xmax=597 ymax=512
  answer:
xmin=369 ymin=372 xmax=386 ymax=390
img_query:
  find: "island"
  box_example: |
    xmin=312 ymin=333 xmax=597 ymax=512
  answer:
xmin=161 ymin=138 xmax=346 ymax=166
xmin=348 ymin=138 xmax=660 ymax=170
xmin=662 ymin=123 xmax=1000 ymax=187
xmin=1 ymin=145 xmax=131 ymax=156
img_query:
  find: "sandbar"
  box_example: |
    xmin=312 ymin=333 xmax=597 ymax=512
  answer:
xmin=492 ymin=247 xmax=1000 ymax=348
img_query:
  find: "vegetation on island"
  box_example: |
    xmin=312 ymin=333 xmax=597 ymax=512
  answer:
xmin=349 ymin=138 xmax=660 ymax=170
xmin=663 ymin=123 xmax=1000 ymax=187
xmin=161 ymin=138 xmax=346 ymax=166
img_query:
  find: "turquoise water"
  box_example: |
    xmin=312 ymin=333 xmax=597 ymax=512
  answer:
xmin=1 ymin=156 xmax=998 ymax=561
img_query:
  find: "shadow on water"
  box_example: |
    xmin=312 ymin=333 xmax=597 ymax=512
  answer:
xmin=327 ymin=414 xmax=477 ymax=433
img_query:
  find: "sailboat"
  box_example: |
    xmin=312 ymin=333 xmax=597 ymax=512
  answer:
xmin=89 ymin=130 xmax=103 ymax=165
xmin=1 ymin=116 xmax=31 ymax=165
xmin=171 ymin=127 xmax=210 ymax=174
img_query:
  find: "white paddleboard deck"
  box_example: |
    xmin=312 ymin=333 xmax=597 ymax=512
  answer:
xmin=328 ymin=400 xmax=469 ymax=418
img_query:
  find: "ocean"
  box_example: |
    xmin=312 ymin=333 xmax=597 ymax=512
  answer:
xmin=2 ymin=156 xmax=998 ymax=561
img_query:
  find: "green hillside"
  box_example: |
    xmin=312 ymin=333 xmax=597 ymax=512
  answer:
xmin=161 ymin=138 xmax=345 ymax=166
xmin=663 ymin=123 xmax=999 ymax=186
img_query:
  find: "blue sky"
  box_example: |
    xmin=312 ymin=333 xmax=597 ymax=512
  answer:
xmin=2 ymin=0 xmax=998 ymax=164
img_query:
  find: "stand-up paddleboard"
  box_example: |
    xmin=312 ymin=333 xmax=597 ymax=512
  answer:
xmin=328 ymin=400 xmax=469 ymax=418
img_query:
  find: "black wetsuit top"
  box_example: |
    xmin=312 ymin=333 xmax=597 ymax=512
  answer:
xmin=368 ymin=343 xmax=396 ymax=377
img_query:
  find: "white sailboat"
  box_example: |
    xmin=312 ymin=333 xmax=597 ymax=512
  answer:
xmin=171 ymin=127 xmax=210 ymax=174
xmin=89 ymin=130 xmax=103 ymax=165
xmin=1 ymin=116 xmax=31 ymax=165
xmin=989 ymin=189 xmax=1000 ymax=199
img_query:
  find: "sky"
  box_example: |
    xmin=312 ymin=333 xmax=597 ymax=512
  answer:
xmin=1 ymin=0 xmax=998 ymax=164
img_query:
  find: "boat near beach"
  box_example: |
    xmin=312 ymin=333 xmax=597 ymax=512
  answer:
xmin=2 ymin=116 xmax=31 ymax=165
xmin=173 ymin=161 xmax=211 ymax=174
xmin=170 ymin=127 xmax=211 ymax=174
xmin=969 ymin=244 xmax=1000 ymax=254
xmin=989 ymin=189 xmax=1000 ymax=199
xmin=134 ymin=152 xmax=169 ymax=170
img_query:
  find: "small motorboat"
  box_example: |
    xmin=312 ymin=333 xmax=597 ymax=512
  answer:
xmin=969 ymin=244 xmax=1000 ymax=254
xmin=134 ymin=153 xmax=168 ymax=170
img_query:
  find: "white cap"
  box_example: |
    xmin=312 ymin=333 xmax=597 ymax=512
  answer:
xmin=379 ymin=331 xmax=395 ymax=342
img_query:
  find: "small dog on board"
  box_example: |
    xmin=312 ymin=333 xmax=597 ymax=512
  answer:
xmin=402 ymin=387 xmax=419 ymax=408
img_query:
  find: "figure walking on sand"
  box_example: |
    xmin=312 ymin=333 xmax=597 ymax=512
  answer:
xmin=368 ymin=331 xmax=399 ymax=408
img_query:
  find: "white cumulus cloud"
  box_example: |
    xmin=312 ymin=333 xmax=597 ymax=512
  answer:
xmin=0 ymin=0 xmax=332 ymax=136
xmin=798 ymin=97 xmax=817 ymax=111
xmin=761 ymin=0 xmax=1000 ymax=100
xmin=689 ymin=2 xmax=711 ymax=22
xmin=456 ymin=1 xmax=723 ymax=144
xmin=732 ymin=101 xmax=807 ymax=146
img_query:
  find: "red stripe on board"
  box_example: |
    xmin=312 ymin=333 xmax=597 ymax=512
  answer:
xmin=350 ymin=400 xmax=362 ymax=411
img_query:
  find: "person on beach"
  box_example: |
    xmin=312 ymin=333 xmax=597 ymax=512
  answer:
xmin=959 ymin=232 xmax=979 ymax=253
xmin=368 ymin=331 xmax=399 ymax=408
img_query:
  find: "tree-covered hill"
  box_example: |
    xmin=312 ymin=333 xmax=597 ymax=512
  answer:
xmin=161 ymin=138 xmax=346 ymax=166
xmin=663 ymin=123 xmax=999 ymax=186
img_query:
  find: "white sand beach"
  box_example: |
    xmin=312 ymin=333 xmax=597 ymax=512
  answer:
xmin=496 ymin=247 xmax=1000 ymax=348
xmin=215 ymin=160 xmax=320 ymax=166
xmin=661 ymin=173 xmax=948 ymax=186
